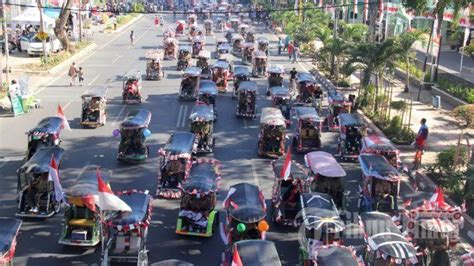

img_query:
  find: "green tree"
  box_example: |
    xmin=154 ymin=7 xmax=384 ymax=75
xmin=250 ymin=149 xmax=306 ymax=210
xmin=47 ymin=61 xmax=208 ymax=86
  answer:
xmin=395 ymin=30 xmax=424 ymax=92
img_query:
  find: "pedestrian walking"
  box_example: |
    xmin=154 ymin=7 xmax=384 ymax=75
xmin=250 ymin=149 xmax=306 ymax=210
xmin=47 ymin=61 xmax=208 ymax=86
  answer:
xmin=68 ymin=62 xmax=78 ymax=86
xmin=277 ymin=37 xmax=283 ymax=55
xmin=78 ymin=67 xmax=84 ymax=86
xmin=292 ymin=46 xmax=300 ymax=63
xmin=413 ymin=118 xmax=428 ymax=169
xmin=287 ymin=41 xmax=294 ymax=61
xmin=284 ymin=35 xmax=290 ymax=51
xmin=154 ymin=15 xmax=160 ymax=28
xmin=130 ymin=30 xmax=135 ymax=45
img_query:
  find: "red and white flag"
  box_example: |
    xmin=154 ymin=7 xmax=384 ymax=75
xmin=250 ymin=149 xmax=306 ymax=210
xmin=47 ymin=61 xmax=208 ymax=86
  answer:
xmin=378 ymin=0 xmax=384 ymax=23
xmin=57 ymin=104 xmax=71 ymax=131
xmin=280 ymin=147 xmax=292 ymax=180
xmin=319 ymin=0 xmax=323 ymax=8
xmin=232 ymin=247 xmax=243 ymax=266
xmin=363 ymin=0 xmax=368 ymax=22
xmin=48 ymin=156 xmax=64 ymax=202
xmin=353 ymin=0 xmax=358 ymax=14
xmin=96 ymin=170 xmax=131 ymax=212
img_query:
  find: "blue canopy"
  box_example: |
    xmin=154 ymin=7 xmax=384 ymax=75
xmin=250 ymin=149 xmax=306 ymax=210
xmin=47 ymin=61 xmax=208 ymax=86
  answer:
xmin=297 ymin=73 xmax=316 ymax=83
xmin=28 ymin=117 xmax=63 ymax=135
xmin=235 ymin=240 xmax=281 ymax=266
xmin=189 ymin=105 xmax=214 ymax=122
xmin=226 ymin=183 xmax=265 ymax=223
xmin=213 ymin=60 xmax=230 ymax=69
xmin=182 ymin=162 xmax=218 ymax=193
xmin=234 ymin=66 xmax=251 ymax=77
xmin=17 ymin=146 xmax=64 ymax=174
xmin=164 ymin=132 xmax=195 ymax=155
xmin=217 ymin=43 xmax=231 ymax=51
xmin=66 ymin=167 xmax=112 ymax=199
xmin=295 ymin=107 xmax=321 ymax=121
xmin=0 ymin=218 xmax=22 ymax=257
xmin=238 ymin=81 xmax=257 ymax=92
xmin=184 ymin=66 xmax=202 ymax=76
xmin=107 ymin=192 xmax=151 ymax=227
xmin=270 ymin=86 xmax=289 ymax=96
xmin=359 ymin=154 xmax=399 ymax=181
xmin=199 ymin=81 xmax=218 ymax=95
xmin=120 ymin=109 xmax=151 ymax=129
xmin=338 ymin=113 xmax=364 ymax=127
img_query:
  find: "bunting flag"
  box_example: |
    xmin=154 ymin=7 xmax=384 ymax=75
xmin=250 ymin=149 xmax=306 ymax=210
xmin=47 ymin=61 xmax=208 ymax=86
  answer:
xmin=48 ymin=156 xmax=64 ymax=202
xmin=57 ymin=104 xmax=71 ymax=131
xmin=232 ymin=248 xmax=243 ymax=266
xmin=97 ymin=170 xmax=132 ymax=212
xmin=280 ymin=147 xmax=292 ymax=180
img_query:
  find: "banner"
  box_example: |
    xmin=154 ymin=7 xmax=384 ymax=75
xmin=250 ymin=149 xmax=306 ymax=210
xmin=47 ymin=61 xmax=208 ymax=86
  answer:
xmin=11 ymin=95 xmax=24 ymax=116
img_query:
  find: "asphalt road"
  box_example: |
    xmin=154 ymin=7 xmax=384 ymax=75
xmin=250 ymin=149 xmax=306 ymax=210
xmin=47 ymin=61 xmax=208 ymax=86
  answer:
xmin=0 ymin=14 xmax=470 ymax=265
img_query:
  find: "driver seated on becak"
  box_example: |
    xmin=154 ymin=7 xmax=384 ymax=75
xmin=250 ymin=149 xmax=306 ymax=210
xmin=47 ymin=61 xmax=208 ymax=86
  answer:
xmin=126 ymin=80 xmax=139 ymax=96
xmin=345 ymin=127 xmax=360 ymax=149
xmin=26 ymin=173 xmax=49 ymax=213
xmin=181 ymin=77 xmax=195 ymax=95
xmin=165 ymin=160 xmax=184 ymax=185
xmin=315 ymin=87 xmax=323 ymax=99
xmin=301 ymin=120 xmax=316 ymax=139
xmin=281 ymin=183 xmax=299 ymax=209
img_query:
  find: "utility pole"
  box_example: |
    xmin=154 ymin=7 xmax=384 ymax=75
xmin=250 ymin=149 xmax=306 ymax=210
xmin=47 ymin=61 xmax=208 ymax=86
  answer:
xmin=79 ymin=0 xmax=82 ymax=42
xmin=36 ymin=0 xmax=48 ymax=63
xmin=1 ymin=0 xmax=10 ymax=85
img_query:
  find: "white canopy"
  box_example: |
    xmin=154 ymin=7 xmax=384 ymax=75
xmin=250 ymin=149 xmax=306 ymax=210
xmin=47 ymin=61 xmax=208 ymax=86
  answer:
xmin=12 ymin=8 xmax=56 ymax=29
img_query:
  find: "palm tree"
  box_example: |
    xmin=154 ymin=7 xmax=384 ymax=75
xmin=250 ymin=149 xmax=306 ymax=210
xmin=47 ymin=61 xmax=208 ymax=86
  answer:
xmin=343 ymin=38 xmax=402 ymax=111
xmin=395 ymin=30 xmax=424 ymax=92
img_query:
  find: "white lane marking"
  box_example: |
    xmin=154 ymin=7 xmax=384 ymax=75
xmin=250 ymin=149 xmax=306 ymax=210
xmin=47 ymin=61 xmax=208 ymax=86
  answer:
xmin=243 ymin=119 xmax=248 ymax=129
xmin=34 ymin=74 xmax=68 ymax=95
xmin=176 ymin=105 xmax=184 ymax=128
xmin=111 ymin=55 xmax=122 ymax=64
xmin=88 ymin=74 xmax=100 ymax=86
xmin=111 ymin=104 xmax=127 ymax=127
xmin=250 ymin=160 xmax=260 ymax=187
xmin=180 ymin=105 xmax=188 ymax=128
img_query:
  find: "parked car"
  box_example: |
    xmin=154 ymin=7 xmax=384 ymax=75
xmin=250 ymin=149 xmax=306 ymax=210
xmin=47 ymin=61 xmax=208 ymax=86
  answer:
xmin=22 ymin=33 xmax=62 ymax=56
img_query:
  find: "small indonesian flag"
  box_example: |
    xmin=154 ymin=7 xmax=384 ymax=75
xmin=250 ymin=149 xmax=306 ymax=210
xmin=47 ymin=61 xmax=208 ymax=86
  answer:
xmin=363 ymin=0 xmax=368 ymax=21
xmin=280 ymin=147 xmax=292 ymax=180
xmin=48 ymin=156 xmax=64 ymax=202
xmin=97 ymin=169 xmax=132 ymax=212
xmin=232 ymin=247 xmax=243 ymax=266
xmin=430 ymin=186 xmax=446 ymax=207
xmin=57 ymin=104 xmax=71 ymax=131
xmin=353 ymin=0 xmax=358 ymax=14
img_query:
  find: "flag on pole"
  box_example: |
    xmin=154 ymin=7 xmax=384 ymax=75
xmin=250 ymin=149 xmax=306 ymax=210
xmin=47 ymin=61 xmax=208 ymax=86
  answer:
xmin=48 ymin=156 xmax=64 ymax=202
xmin=96 ymin=169 xmax=132 ymax=212
xmin=353 ymin=0 xmax=358 ymax=14
xmin=280 ymin=147 xmax=292 ymax=180
xmin=57 ymin=104 xmax=71 ymax=131
xmin=232 ymin=247 xmax=243 ymax=266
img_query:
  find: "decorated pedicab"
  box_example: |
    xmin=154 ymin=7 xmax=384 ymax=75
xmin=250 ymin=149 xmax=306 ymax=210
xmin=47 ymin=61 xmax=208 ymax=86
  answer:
xmin=26 ymin=116 xmax=64 ymax=160
xmin=266 ymin=65 xmax=284 ymax=96
xmin=231 ymin=33 xmax=244 ymax=55
xmin=187 ymin=14 xmax=197 ymax=27
xmin=176 ymin=20 xmax=186 ymax=36
xmin=122 ymin=70 xmax=142 ymax=104
xmin=222 ymin=183 xmax=269 ymax=248
xmin=337 ymin=113 xmax=365 ymax=160
xmin=217 ymin=53 xmax=234 ymax=72
xmin=80 ymin=86 xmax=107 ymax=128
xmin=358 ymin=154 xmax=400 ymax=215
xmin=116 ymin=109 xmax=152 ymax=163
xmin=101 ymin=191 xmax=152 ymax=265
xmin=302 ymin=245 xmax=360 ymax=266
xmin=298 ymin=192 xmax=346 ymax=265
xmin=238 ymin=23 xmax=249 ymax=38
xmin=59 ymin=166 xmax=112 ymax=246
xmin=269 ymin=86 xmax=291 ymax=123
xmin=245 ymin=30 xmax=255 ymax=43
xmin=192 ymin=36 xmax=205 ymax=58
xmin=224 ymin=28 xmax=234 ymax=43
xmin=204 ymin=19 xmax=213 ymax=35
xmin=198 ymin=80 xmax=218 ymax=118
xmin=0 ymin=218 xmax=22 ymax=265
xmin=16 ymin=146 xmax=64 ymax=218
xmin=145 ymin=50 xmax=164 ymax=80
xmin=361 ymin=135 xmax=401 ymax=168
xmin=157 ymin=132 xmax=196 ymax=199
xmin=327 ymin=89 xmax=352 ymax=130
xmin=235 ymin=81 xmax=257 ymax=118
xmin=212 ymin=61 xmax=230 ymax=93
xmin=163 ymin=37 xmax=178 ymax=60
xmin=403 ymin=187 xmax=463 ymax=266
xmin=176 ymin=159 xmax=221 ymax=237
xmin=295 ymin=73 xmax=320 ymax=107
xmin=216 ymin=38 xmax=229 ymax=51
xmin=252 ymin=51 xmax=268 ymax=77
xmin=232 ymin=66 xmax=251 ymax=99
xmin=179 ymin=66 xmax=201 ymax=100
xmin=15 ymin=146 xmax=64 ymax=218
xmin=196 ymin=50 xmax=211 ymax=79
xmin=257 ymin=37 xmax=269 ymax=55
xmin=270 ymin=157 xmax=310 ymax=226
xmin=305 ymin=151 xmax=347 ymax=210
xmin=216 ymin=17 xmax=225 ymax=32
xmin=189 ymin=104 xmax=215 ymax=153
xmin=241 ymin=42 xmax=255 ymax=65
xmin=359 ymin=212 xmax=417 ymax=265
xmin=225 ymin=240 xmax=282 ymax=266
xmin=293 ymin=107 xmax=322 ymax=152
xmin=258 ymin=107 xmax=286 ymax=158
xmin=177 ymin=45 xmax=192 ymax=71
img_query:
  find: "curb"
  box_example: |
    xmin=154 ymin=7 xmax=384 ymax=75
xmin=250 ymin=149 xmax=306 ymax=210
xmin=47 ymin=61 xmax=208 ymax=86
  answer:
xmin=355 ymin=110 xmax=387 ymax=137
